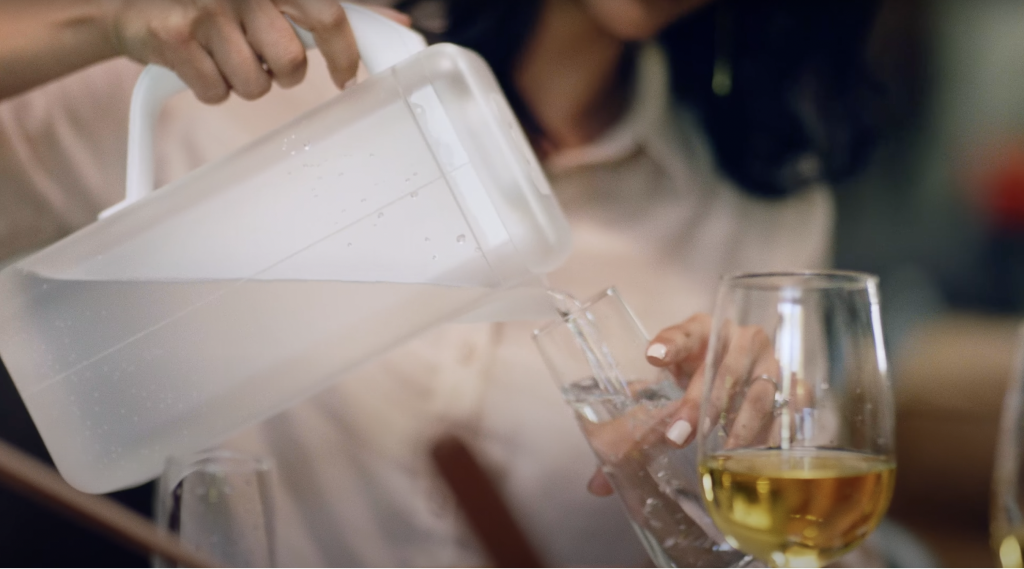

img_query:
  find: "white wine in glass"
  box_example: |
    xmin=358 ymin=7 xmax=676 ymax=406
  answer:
xmin=697 ymin=272 xmax=896 ymax=568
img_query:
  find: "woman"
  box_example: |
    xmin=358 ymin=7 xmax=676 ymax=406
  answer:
xmin=0 ymin=0 xmax=881 ymax=565
xmin=423 ymin=0 xmax=880 ymax=497
xmin=218 ymin=0 xmax=879 ymax=565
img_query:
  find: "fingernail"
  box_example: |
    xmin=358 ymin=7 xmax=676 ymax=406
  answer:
xmin=646 ymin=342 xmax=668 ymax=361
xmin=666 ymin=420 xmax=692 ymax=445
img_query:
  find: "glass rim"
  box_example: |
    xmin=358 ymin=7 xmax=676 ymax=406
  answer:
xmin=531 ymin=286 xmax=621 ymax=340
xmin=163 ymin=449 xmax=274 ymax=488
xmin=721 ymin=270 xmax=879 ymax=290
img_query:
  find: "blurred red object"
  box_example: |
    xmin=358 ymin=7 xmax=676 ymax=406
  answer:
xmin=980 ymin=142 xmax=1024 ymax=231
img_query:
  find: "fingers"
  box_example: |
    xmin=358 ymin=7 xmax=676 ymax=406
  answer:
xmin=663 ymin=361 xmax=703 ymax=447
xmin=109 ymin=0 xmax=382 ymax=102
xmin=646 ymin=313 xmax=712 ymax=380
xmin=165 ymin=39 xmax=231 ymax=104
xmin=587 ymin=468 xmax=614 ymax=497
xmin=238 ymin=0 xmax=308 ymax=88
xmin=711 ymin=324 xmax=770 ymax=403
xmin=656 ymin=319 xmax=782 ymax=450
xmin=645 ymin=313 xmax=714 ymax=449
xmin=724 ymin=381 xmax=776 ymax=449
xmin=108 ymin=1 xmax=229 ymax=104
xmin=277 ymin=0 xmax=359 ymax=89
xmin=709 ymin=325 xmax=774 ymax=445
xmin=199 ymin=3 xmax=272 ymax=100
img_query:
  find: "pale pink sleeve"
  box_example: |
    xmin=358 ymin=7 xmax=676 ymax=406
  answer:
xmin=0 ymin=58 xmax=142 ymax=261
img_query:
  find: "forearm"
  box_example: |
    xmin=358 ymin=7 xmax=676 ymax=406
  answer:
xmin=0 ymin=1 xmax=118 ymax=100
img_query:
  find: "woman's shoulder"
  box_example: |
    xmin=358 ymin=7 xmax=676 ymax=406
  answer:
xmin=0 ymin=58 xmax=144 ymax=261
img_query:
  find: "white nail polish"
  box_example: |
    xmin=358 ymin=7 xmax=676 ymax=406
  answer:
xmin=646 ymin=343 xmax=668 ymax=361
xmin=666 ymin=420 xmax=692 ymax=445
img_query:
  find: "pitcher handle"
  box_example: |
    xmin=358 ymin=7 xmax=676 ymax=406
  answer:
xmin=100 ymin=2 xmax=427 ymax=219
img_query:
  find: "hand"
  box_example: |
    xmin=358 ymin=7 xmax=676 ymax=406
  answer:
xmin=648 ymin=313 xmax=781 ymax=449
xmin=104 ymin=0 xmax=411 ymax=103
xmin=586 ymin=313 xmax=781 ymax=495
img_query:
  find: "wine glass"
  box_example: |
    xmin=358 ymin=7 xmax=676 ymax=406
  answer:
xmin=991 ymin=324 xmax=1024 ymax=568
xmin=696 ymin=271 xmax=896 ymax=568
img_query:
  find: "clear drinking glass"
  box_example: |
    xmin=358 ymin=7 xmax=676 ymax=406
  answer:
xmin=155 ymin=450 xmax=276 ymax=567
xmin=533 ymin=287 xmax=751 ymax=568
xmin=696 ymin=271 xmax=896 ymax=568
xmin=991 ymin=324 xmax=1024 ymax=568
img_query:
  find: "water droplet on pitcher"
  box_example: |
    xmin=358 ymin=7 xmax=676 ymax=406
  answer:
xmin=303 ymin=142 xmax=311 ymax=151
xmin=347 ymin=242 xmax=353 ymax=248
xmin=662 ymin=537 xmax=677 ymax=548
xmin=377 ymin=212 xmax=384 ymax=219
xmin=290 ymin=150 xmax=296 ymax=156
xmin=432 ymin=254 xmax=438 ymax=260
xmin=424 ymin=236 xmax=431 ymax=242
xmin=410 ymin=191 xmax=419 ymax=198
xmin=360 ymin=198 xmax=367 ymax=203
xmin=456 ymin=234 xmax=466 ymax=244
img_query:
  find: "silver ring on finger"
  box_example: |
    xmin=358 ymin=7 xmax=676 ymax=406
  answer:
xmin=752 ymin=374 xmax=788 ymax=412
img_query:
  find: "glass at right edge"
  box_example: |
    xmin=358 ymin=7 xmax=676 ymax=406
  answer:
xmin=697 ymin=271 xmax=896 ymax=568
xmin=991 ymin=325 xmax=1024 ymax=567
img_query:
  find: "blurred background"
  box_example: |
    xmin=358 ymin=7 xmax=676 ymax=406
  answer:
xmin=4 ymin=0 xmax=1024 ymax=566
xmin=833 ymin=0 xmax=1024 ymax=565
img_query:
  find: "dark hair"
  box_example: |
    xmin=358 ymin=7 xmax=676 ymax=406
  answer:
xmin=399 ymin=0 xmax=881 ymax=198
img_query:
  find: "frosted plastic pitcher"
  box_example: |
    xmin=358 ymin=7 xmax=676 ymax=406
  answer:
xmin=0 ymin=4 xmax=571 ymax=493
